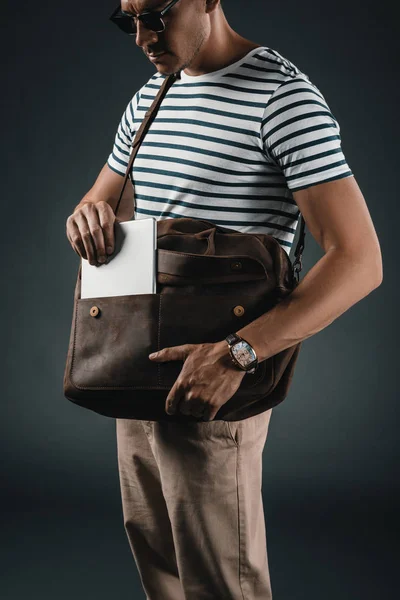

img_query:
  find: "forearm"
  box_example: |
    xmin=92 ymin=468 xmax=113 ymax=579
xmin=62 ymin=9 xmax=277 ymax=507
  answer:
xmin=227 ymin=247 xmax=382 ymax=363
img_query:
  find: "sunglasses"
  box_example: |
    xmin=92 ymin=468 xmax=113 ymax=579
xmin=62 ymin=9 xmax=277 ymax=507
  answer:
xmin=110 ymin=0 xmax=181 ymax=35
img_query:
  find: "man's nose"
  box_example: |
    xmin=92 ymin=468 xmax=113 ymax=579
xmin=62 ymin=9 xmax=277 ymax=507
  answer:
xmin=135 ymin=19 xmax=159 ymax=48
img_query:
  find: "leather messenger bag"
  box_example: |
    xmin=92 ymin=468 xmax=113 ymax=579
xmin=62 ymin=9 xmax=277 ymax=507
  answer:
xmin=63 ymin=71 xmax=307 ymax=423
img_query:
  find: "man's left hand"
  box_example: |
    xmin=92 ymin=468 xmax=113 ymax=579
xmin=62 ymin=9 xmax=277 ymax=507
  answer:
xmin=148 ymin=341 xmax=246 ymax=421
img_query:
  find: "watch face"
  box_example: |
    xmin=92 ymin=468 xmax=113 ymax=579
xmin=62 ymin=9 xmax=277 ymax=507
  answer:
xmin=231 ymin=341 xmax=257 ymax=367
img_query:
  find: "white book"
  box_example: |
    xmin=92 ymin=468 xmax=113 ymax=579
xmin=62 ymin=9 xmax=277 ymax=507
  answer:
xmin=80 ymin=217 xmax=157 ymax=299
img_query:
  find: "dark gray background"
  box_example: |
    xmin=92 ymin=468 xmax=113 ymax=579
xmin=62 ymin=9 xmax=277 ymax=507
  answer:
xmin=2 ymin=0 xmax=398 ymax=598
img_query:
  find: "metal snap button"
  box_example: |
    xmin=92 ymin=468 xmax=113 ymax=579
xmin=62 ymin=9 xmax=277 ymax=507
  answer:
xmin=233 ymin=305 xmax=245 ymax=317
xmin=231 ymin=261 xmax=242 ymax=270
xmin=90 ymin=306 xmax=100 ymax=318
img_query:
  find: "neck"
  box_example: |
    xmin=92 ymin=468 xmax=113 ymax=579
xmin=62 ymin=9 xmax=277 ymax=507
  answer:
xmin=183 ymin=14 xmax=261 ymax=77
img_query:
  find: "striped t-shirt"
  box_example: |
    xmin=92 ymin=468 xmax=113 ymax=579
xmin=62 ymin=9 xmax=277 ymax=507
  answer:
xmin=107 ymin=46 xmax=353 ymax=255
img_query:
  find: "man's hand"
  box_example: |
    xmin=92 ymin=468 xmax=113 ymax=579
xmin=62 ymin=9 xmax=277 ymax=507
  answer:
xmin=148 ymin=341 xmax=246 ymax=420
xmin=66 ymin=200 xmax=116 ymax=266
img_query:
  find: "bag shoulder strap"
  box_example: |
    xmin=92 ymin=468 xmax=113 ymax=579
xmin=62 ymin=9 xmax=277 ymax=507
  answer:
xmin=114 ymin=71 xmax=306 ymax=274
xmin=114 ymin=73 xmax=178 ymax=217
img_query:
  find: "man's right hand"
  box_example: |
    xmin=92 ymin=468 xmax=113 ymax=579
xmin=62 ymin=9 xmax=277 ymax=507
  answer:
xmin=66 ymin=200 xmax=116 ymax=266
xmin=66 ymin=162 xmax=134 ymax=265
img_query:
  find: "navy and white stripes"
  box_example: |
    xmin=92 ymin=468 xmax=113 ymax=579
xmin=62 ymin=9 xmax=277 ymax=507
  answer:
xmin=107 ymin=46 xmax=353 ymax=254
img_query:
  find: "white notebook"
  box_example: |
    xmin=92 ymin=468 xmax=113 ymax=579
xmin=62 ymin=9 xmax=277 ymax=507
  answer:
xmin=80 ymin=217 xmax=157 ymax=299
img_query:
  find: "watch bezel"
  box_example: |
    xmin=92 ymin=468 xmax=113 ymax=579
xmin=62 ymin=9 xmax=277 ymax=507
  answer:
xmin=226 ymin=335 xmax=258 ymax=372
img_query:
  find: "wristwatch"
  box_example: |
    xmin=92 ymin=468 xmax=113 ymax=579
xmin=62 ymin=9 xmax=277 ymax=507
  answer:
xmin=225 ymin=333 xmax=258 ymax=374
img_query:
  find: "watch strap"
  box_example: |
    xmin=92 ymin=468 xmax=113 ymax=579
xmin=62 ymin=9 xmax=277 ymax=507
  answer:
xmin=226 ymin=333 xmax=242 ymax=345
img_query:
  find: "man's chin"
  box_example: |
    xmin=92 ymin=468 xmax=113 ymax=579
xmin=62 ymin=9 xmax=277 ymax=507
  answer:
xmin=154 ymin=62 xmax=179 ymax=76
xmin=154 ymin=66 xmax=170 ymax=74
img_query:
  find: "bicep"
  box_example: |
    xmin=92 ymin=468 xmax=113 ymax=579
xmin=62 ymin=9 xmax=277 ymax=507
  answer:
xmin=292 ymin=175 xmax=381 ymax=263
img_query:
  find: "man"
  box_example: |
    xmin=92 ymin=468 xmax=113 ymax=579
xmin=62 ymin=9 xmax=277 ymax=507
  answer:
xmin=66 ymin=1 xmax=383 ymax=598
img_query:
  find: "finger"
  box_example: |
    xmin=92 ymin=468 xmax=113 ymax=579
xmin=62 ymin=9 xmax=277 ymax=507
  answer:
xmin=178 ymin=399 xmax=192 ymax=416
xmin=181 ymin=390 xmax=203 ymax=418
xmin=67 ymin=221 xmax=87 ymax=259
xmin=70 ymin=240 xmax=83 ymax=258
xmin=152 ymin=344 xmax=194 ymax=363
xmin=202 ymin=404 xmax=217 ymax=422
xmin=74 ymin=212 xmax=97 ymax=265
xmin=166 ymin=382 xmax=185 ymax=415
xmin=85 ymin=204 xmax=108 ymax=263
xmin=149 ymin=347 xmax=178 ymax=362
xmin=190 ymin=398 xmax=206 ymax=419
xmin=66 ymin=230 xmax=80 ymax=257
xmin=207 ymin=412 xmax=218 ymax=422
xmin=97 ymin=201 xmax=116 ymax=255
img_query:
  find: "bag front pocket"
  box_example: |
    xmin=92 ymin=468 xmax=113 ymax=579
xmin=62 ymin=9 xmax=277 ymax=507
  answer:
xmin=71 ymin=294 xmax=160 ymax=389
xmin=70 ymin=292 xmax=275 ymax=394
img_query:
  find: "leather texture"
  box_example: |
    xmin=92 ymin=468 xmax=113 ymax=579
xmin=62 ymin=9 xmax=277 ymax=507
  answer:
xmin=63 ymin=71 xmax=305 ymax=422
xmin=63 ymin=217 xmax=302 ymax=422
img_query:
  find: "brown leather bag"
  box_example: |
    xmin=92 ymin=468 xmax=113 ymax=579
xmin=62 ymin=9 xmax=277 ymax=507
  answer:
xmin=63 ymin=72 xmax=306 ymax=423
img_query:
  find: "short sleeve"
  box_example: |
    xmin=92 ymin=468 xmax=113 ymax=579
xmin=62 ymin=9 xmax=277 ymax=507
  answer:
xmin=260 ymin=76 xmax=353 ymax=192
xmin=107 ymin=90 xmax=141 ymax=177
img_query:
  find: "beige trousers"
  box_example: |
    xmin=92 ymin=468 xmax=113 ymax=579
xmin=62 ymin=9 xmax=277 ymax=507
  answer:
xmin=115 ymin=408 xmax=273 ymax=600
